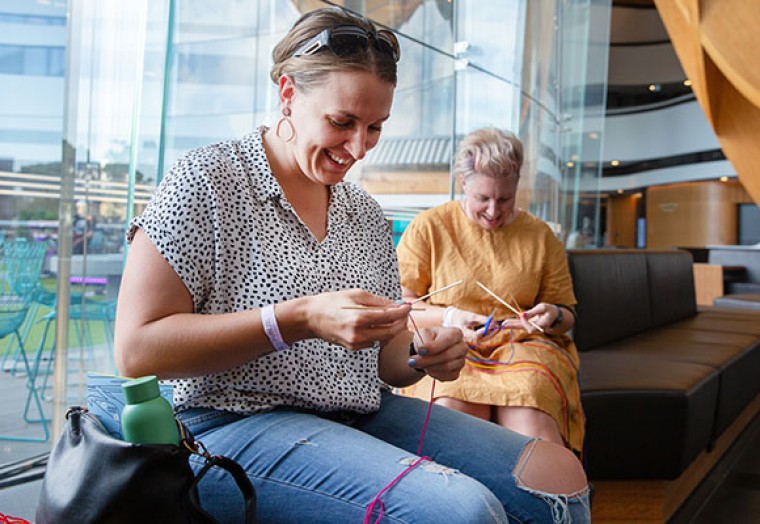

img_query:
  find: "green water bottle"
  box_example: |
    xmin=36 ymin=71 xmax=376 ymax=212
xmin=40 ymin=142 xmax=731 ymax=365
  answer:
xmin=121 ymin=375 xmax=180 ymax=446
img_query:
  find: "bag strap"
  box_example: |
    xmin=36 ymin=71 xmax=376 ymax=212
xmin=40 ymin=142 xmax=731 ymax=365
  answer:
xmin=187 ymin=453 xmax=257 ymax=524
xmin=177 ymin=416 xmax=256 ymax=523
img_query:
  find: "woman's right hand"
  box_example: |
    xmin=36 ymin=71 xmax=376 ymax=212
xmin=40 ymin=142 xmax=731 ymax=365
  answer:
xmin=302 ymin=289 xmax=411 ymax=350
xmin=444 ymin=307 xmax=490 ymax=345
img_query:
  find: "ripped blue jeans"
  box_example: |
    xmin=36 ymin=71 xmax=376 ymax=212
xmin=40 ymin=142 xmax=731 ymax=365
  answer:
xmin=178 ymin=390 xmax=590 ymax=523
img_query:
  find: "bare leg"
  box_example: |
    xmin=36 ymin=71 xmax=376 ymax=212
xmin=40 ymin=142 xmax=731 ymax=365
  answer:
xmin=435 ymin=396 xmax=491 ymax=421
xmin=495 ymin=405 xmax=565 ymax=447
xmin=515 ymin=439 xmax=588 ymax=495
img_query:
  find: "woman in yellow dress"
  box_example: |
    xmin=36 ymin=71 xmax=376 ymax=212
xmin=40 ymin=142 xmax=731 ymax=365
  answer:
xmin=396 ymin=127 xmax=584 ymax=455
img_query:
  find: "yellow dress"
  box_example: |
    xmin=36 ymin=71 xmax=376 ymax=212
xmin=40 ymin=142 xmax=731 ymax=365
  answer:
xmin=396 ymin=201 xmax=585 ymax=454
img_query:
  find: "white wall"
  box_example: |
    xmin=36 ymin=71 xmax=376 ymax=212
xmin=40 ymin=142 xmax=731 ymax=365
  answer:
xmin=603 ymin=101 xmax=722 ymax=161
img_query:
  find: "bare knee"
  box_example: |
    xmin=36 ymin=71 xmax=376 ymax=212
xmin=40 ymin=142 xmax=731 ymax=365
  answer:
xmin=514 ymin=439 xmax=587 ymax=495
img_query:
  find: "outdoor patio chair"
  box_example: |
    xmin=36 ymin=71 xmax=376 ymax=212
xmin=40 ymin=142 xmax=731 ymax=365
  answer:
xmin=0 ymin=239 xmax=49 ymax=442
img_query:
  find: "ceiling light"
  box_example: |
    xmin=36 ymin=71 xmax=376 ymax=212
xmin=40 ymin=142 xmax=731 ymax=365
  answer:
xmin=588 ymin=132 xmax=600 ymax=140
xmin=566 ymin=161 xmax=575 ymax=168
xmin=648 ymin=84 xmax=661 ymax=92
xmin=617 ymin=189 xmax=624 ymax=194
xmin=684 ymin=79 xmax=692 ymax=87
xmin=719 ymin=176 xmax=729 ymax=182
xmin=610 ymin=160 xmax=620 ymax=166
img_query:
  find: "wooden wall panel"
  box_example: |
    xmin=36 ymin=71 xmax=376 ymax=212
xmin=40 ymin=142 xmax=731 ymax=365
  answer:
xmin=693 ymin=263 xmax=724 ymax=306
xmin=359 ymin=170 xmax=450 ymax=194
xmin=606 ymin=194 xmax=639 ymax=248
xmin=646 ymin=181 xmax=736 ymax=248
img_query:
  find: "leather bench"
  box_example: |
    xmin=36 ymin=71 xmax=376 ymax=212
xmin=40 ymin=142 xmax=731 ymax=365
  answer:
xmin=567 ymin=249 xmax=760 ymax=481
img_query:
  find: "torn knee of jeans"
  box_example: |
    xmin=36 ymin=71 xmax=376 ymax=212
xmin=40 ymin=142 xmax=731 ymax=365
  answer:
xmin=399 ymin=456 xmax=457 ymax=475
xmin=516 ymin=485 xmax=591 ymax=524
xmin=513 ymin=439 xmax=589 ymax=498
xmin=513 ymin=440 xmax=590 ymax=523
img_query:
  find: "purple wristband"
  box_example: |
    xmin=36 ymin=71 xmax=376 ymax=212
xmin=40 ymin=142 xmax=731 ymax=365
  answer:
xmin=261 ymin=304 xmax=289 ymax=352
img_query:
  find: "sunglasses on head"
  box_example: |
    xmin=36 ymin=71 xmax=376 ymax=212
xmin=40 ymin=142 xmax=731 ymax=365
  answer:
xmin=293 ymin=24 xmax=400 ymax=63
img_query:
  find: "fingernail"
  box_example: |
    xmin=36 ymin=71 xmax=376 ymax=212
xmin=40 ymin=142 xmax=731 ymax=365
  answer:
xmin=417 ymin=348 xmax=428 ymax=356
xmin=408 ymin=358 xmax=417 ymax=368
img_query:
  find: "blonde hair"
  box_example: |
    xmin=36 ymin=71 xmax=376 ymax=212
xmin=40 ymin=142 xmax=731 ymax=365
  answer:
xmin=270 ymin=6 xmax=397 ymax=92
xmin=454 ymin=128 xmax=523 ymax=182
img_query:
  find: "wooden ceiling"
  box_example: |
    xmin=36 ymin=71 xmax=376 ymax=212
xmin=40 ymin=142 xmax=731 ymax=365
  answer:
xmin=655 ymin=0 xmax=760 ymax=206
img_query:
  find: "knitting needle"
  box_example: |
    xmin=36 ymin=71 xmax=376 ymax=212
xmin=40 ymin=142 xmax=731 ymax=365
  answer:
xmin=475 ymin=281 xmax=545 ymax=333
xmin=409 ymin=279 xmax=464 ymax=304
xmin=341 ymin=305 xmax=425 ymax=311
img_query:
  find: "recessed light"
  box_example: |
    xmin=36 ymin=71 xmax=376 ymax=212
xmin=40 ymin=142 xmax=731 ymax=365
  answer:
xmin=617 ymin=189 xmax=624 ymax=194
xmin=719 ymin=176 xmax=729 ymax=182
xmin=611 ymin=160 xmax=620 ymax=166
xmin=566 ymin=161 xmax=575 ymax=168
xmin=588 ymin=132 xmax=600 ymax=140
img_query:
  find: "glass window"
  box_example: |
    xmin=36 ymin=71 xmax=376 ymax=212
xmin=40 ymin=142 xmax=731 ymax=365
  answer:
xmin=0 ymin=45 xmax=24 ymax=74
xmin=0 ymin=45 xmax=66 ymax=76
xmin=0 ymin=0 xmax=610 ymax=460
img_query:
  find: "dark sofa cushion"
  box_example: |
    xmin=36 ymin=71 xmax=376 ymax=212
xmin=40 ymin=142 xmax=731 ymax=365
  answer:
xmin=674 ymin=310 xmax=760 ymax=336
xmin=713 ymin=339 xmax=760 ymax=435
xmin=579 ymin=351 xmax=719 ymax=479
xmin=646 ymin=250 xmax=697 ymax=327
xmin=665 ymin=314 xmax=760 ymax=437
xmin=567 ymin=250 xmax=652 ymax=351
xmin=598 ymin=329 xmax=751 ymax=369
xmin=594 ymin=328 xmax=760 ymax=440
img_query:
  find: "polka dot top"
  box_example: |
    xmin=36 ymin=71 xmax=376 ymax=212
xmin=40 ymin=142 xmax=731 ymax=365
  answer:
xmin=127 ymin=127 xmax=402 ymax=415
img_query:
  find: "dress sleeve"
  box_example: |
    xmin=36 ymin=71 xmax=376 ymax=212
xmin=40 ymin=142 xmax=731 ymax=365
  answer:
xmin=396 ymin=214 xmax=433 ymax=298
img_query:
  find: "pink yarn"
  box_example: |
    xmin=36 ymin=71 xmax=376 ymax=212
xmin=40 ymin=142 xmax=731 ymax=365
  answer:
xmin=364 ymin=310 xmax=437 ymax=523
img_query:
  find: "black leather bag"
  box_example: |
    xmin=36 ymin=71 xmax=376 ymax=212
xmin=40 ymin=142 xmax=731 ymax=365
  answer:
xmin=36 ymin=406 xmax=256 ymax=524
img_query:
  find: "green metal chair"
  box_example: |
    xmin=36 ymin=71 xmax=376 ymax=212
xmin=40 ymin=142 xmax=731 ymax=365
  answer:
xmin=29 ymin=295 xmax=116 ymax=406
xmin=0 ymin=239 xmax=49 ymax=442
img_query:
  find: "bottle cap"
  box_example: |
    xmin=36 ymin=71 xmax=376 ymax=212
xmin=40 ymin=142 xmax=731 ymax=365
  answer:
xmin=122 ymin=375 xmax=161 ymax=404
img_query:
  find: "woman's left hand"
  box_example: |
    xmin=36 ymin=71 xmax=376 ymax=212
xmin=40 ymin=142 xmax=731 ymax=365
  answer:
xmin=501 ymin=303 xmax=565 ymax=334
xmin=409 ymin=326 xmax=467 ymax=382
